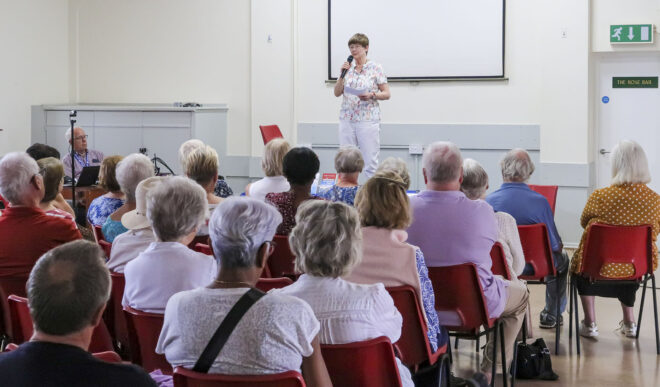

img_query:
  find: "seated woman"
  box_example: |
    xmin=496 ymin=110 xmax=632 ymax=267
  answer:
xmin=273 ymin=200 xmax=414 ymax=387
xmin=179 ymin=139 xmax=233 ymax=198
xmin=346 ymin=159 xmax=445 ymax=351
xmin=246 ymin=138 xmax=291 ymax=201
xmin=572 ymin=140 xmax=660 ymax=338
xmin=102 ymin=154 xmax=154 ymax=242
xmin=156 ymin=197 xmax=331 ymax=386
xmin=317 ymin=145 xmax=363 ymax=206
xmin=266 ymin=147 xmax=322 ymax=235
xmin=461 ymin=158 xmax=525 ymax=279
xmin=87 ymin=156 xmax=125 ymax=227
xmin=183 ymin=144 xmax=223 ymax=235
xmin=122 ymin=176 xmax=217 ymax=313
xmin=36 ymin=157 xmax=76 ymax=227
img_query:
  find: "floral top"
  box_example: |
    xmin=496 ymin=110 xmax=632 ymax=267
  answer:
xmin=571 ymin=183 xmax=660 ymax=277
xmin=87 ymin=196 xmax=124 ymax=227
xmin=340 ymin=61 xmax=387 ymax=122
xmin=318 ymin=185 xmax=360 ymax=206
xmin=214 ymin=179 xmax=233 ymax=198
xmin=414 ymin=248 xmax=445 ymax=351
xmin=102 ymin=216 xmax=128 ymax=243
xmin=265 ymin=192 xmax=324 ymax=235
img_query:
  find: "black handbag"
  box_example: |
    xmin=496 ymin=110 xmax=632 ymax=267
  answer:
xmin=514 ymin=338 xmax=559 ymax=380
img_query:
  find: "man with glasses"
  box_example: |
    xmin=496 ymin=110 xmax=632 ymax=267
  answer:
xmin=62 ymin=127 xmax=105 ymax=179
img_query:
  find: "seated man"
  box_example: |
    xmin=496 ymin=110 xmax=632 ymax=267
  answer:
xmin=61 ymin=127 xmax=104 ymax=179
xmin=486 ymin=148 xmax=568 ymax=329
xmin=407 ymin=142 xmax=528 ymax=384
xmin=0 ymin=240 xmax=156 ymax=386
xmin=0 ymin=153 xmax=81 ymax=281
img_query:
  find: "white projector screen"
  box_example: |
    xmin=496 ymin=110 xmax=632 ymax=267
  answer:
xmin=328 ymin=0 xmax=505 ymax=80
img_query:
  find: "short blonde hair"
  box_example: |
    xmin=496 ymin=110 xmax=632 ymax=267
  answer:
xmin=184 ymin=145 xmax=219 ymax=186
xmin=355 ymin=168 xmax=411 ymax=229
xmin=335 ymin=146 xmax=364 ymax=173
xmin=461 ymin=158 xmax=489 ymax=200
xmin=611 ymin=140 xmax=651 ymax=185
xmin=348 ymin=33 xmax=369 ymax=48
xmin=290 ymin=201 xmax=362 ymax=278
xmin=37 ymin=157 xmax=64 ymax=203
xmin=262 ymin=138 xmax=290 ymax=177
xmin=178 ymin=139 xmax=205 ymax=171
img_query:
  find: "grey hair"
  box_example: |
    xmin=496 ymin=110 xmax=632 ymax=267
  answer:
xmin=178 ymin=139 xmax=205 ymax=171
xmin=500 ymin=148 xmax=535 ymax=182
xmin=116 ymin=153 xmax=155 ymax=202
xmin=461 ymin=158 xmax=489 ymax=200
xmin=147 ymin=176 xmax=208 ymax=242
xmin=611 ymin=140 xmax=651 ymax=185
xmin=290 ymin=201 xmax=362 ymax=278
xmin=422 ymin=141 xmax=463 ymax=184
xmin=209 ymin=197 xmax=282 ymax=269
xmin=64 ymin=127 xmax=84 ymax=142
xmin=334 ymin=145 xmax=364 ymax=173
xmin=27 ymin=240 xmax=110 ymax=336
xmin=0 ymin=152 xmax=39 ymax=204
xmin=375 ymin=157 xmax=411 ymax=187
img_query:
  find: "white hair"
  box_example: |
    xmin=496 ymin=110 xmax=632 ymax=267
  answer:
xmin=0 ymin=152 xmax=39 ymax=204
xmin=422 ymin=141 xmax=463 ymax=184
xmin=147 ymin=176 xmax=208 ymax=242
xmin=334 ymin=145 xmax=364 ymax=173
xmin=64 ymin=127 xmax=84 ymax=142
xmin=611 ymin=140 xmax=651 ymax=185
xmin=115 ymin=153 xmax=154 ymax=202
xmin=461 ymin=158 xmax=489 ymax=200
xmin=178 ymin=139 xmax=205 ymax=171
xmin=209 ymin=197 xmax=282 ymax=269
xmin=500 ymin=148 xmax=535 ymax=182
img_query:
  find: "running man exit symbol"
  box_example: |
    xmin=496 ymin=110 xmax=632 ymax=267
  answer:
xmin=610 ymin=24 xmax=654 ymax=43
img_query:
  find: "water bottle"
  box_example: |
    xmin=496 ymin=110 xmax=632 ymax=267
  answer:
xmin=310 ymin=173 xmax=320 ymax=195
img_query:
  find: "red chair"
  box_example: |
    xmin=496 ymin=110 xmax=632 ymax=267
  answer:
xmin=0 ymin=276 xmax=28 ymax=343
xmin=321 ymin=336 xmax=402 ymax=387
xmin=528 ymin=185 xmax=558 ymax=215
xmin=173 ymin=367 xmax=305 ymax=387
xmin=258 ymin=125 xmax=284 ymax=145
xmin=0 ymin=194 xmax=7 ymax=209
xmin=517 ymin=223 xmax=561 ymax=354
xmin=428 ymin=264 xmax=511 ymax=387
xmin=193 ymin=243 xmax=213 ymax=256
xmin=256 ymin=277 xmax=293 ymax=292
xmin=569 ymin=223 xmax=658 ymax=355
xmin=386 ymin=285 xmax=450 ymax=382
xmin=188 ymin=235 xmax=210 ymax=251
xmin=123 ymin=306 xmax=172 ymax=373
xmin=104 ymin=272 xmax=130 ymax=356
xmin=92 ymin=225 xmax=104 ymax=243
xmin=266 ymin=235 xmax=297 ymax=278
xmin=92 ymin=225 xmax=112 ymax=258
xmin=490 ymin=242 xmax=513 ymax=281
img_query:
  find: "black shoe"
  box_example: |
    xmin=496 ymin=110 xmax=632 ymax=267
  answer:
xmin=539 ymin=310 xmax=563 ymax=329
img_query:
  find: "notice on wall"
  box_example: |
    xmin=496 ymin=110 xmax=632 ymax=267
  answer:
xmin=612 ymin=77 xmax=658 ymax=88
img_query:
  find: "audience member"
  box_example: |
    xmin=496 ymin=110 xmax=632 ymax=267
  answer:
xmin=0 ymin=240 xmax=156 ymax=386
xmin=26 ymin=143 xmax=60 ymax=160
xmin=245 ymin=138 xmax=291 ymax=200
xmin=0 ymin=153 xmax=81 ymax=280
xmin=178 ymin=139 xmax=233 ymax=198
xmin=36 ymin=157 xmax=76 ymax=227
xmin=102 ymin=154 xmax=154 ymax=243
xmin=106 ymin=177 xmax=162 ymax=273
xmin=157 ymin=197 xmax=331 ymax=385
xmin=183 ymin=144 xmax=223 ymax=235
xmin=486 ymin=149 xmax=568 ymax=329
xmin=318 ymin=145 xmax=363 ymax=206
xmin=273 ymin=200 xmax=414 ymax=387
xmin=406 ymin=142 xmax=528 ymax=383
xmin=572 ymin=140 xmax=660 ymax=338
xmin=266 ymin=147 xmax=322 ymax=235
xmin=87 ymin=156 xmax=125 ymax=227
xmin=347 ymin=159 xmax=445 ymax=350
xmin=61 ymin=127 xmax=104 ymax=179
xmin=122 ymin=176 xmax=216 ymax=313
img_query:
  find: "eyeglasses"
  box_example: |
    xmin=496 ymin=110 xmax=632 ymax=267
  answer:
xmin=73 ymin=135 xmax=88 ymax=141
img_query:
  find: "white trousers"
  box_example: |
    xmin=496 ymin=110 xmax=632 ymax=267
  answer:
xmin=338 ymin=119 xmax=380 ymax=178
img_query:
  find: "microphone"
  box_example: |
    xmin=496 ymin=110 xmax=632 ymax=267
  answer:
xmin=340 ymin=55 xmax=354 ymax=79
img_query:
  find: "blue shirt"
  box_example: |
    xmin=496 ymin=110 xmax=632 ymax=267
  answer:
xmin=486 ymin=183 xmax=562 ymax=252
xmin=318 ymin=185 xmax=359 ymax=206
xmin=102 ymin=216 xmax=128 ymax=243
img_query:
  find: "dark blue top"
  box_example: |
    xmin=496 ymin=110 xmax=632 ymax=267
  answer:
xmin=486 ymin=182 xmax=562 ymax=252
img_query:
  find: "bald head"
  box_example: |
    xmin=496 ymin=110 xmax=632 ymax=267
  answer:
xmin=500 ymin=148 xmax=535 ymax=182
xmin=422 ymin=141 xmax=463 ymax=185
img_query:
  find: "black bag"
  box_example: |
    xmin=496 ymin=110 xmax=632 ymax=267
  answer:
xmin=514 ymin=338 xmax=559 ymax=380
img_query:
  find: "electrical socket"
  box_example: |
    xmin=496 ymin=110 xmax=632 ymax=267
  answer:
xmin=409 ymin=144 xmax=423 ymax=155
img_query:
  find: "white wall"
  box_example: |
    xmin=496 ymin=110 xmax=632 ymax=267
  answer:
xmin=592 ymin=0 xmax=660 ymax=53
xmin=0 ymin=0 xmax=69 ymax=156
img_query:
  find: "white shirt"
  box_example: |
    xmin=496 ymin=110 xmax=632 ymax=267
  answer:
xmin=272 ymin=275 xmax=413 ymax=387
xmin=495 ymin=211 xmax=526 ymax=279
xmin=247 ymin=176 xmax=290 ymax=201
xmin=122 ymin=242 xmax=218 ymax=313
xmin=156 ymin=287 xmax=320 ymax=375
xmin=197 ymin=202 xmax=220 ymax=236
xmin=107 ymin=228 xmax=155 ymax=273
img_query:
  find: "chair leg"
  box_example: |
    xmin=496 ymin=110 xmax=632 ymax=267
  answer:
xmin=500 ymin=323 xmax=508 ymax=387
xmin=569 ymin=276 xmax=574 ymax=340
xmin=476 ymin=333 xmax=480 ymax=352
xmin=455 ymin=336 xmax=459 ymax=350
xmin=651 ymin=274 xmax=659 ymax=355
xmin=447 ymin=337 xmax=453 ymax=364
xmin=573 ymin=280 xmax=580 ymax=355
xmin=491 ymin=325 xmax=498 ymax=387
xmin=521 ymin=314 xmax=527 ymax=343
xmin=510 ymin=337 xmax=518 ymax=387
xmin=637 ymin=274 xmax=649 ymax=339
xmin=555 ymin=279 xmax=561 ymax=355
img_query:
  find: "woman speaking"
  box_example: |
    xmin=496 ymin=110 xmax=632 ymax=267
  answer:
xmin=334 ymin=33 xmax=390 ymax=178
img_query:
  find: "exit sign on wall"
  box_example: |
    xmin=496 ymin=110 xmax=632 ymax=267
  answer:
xmin=610 ymin=24 xmax=654 ymax=43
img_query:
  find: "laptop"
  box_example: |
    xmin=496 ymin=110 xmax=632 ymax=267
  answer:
xmin=73 ymin=166 xmax=100 ymax=187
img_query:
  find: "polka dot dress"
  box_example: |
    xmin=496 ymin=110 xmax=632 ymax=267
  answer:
xmin=571 ymin=183 xmax=660 ymax=277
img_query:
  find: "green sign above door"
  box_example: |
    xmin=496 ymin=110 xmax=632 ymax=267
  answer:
xmin=610 ymin=24 xmax=654 ymax=43
xmin=612 ymin=77 xmax=658 ymax=88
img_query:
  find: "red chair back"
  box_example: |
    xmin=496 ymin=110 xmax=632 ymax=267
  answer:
xmin=105 ymin=272 xmax=130 ymax=352
xmin=123 ymin=306 xmax=171 ymax=373
xmin=93 ymin=225 xmax=105 ymax=243
xmin=187 ymin=235 xmax=210 ymax=251
xmin=386 ymin=285 xmax=445 ymax=368
xmin=98 ymin=240 xmax=112 ymax=258
xmin=0 ymin=194 xmax=7 ymax=209
xmin=0 ymin=276 xmax=27 ymax=339
xmin=258 ymin=125 xmax=284 ymax=145
xmin=173 ymin=367 xmax=305 ymax=387
xmin=427 ymin=264 xmax=493 ymax=332
xmin=517 ymin=224 xmax=556 ymax=280
xmin=193 ymin=243 xmax=213 ymax=256
xmin=256 ymin=277 xmax=293 ymax=292
xmin=321 ymin=336 xmax=402 ymax=387
xmin=267 ymin=235 xmax=297 ymax=278
xmin=490 ymin=242 xmax=512 ymax=281
xmin=528 ymin=184 xmax=558 ymax=214
xmin=581 ymin=223 xmax=653 ymax=281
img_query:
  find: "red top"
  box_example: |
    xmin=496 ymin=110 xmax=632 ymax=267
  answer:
xmin=265 ymin=192 xmax=324 ymax=235
xmin=0 ymin=206 xmax=82 ymax=278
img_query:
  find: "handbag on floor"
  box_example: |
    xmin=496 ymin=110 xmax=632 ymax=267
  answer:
xmin=514 ymin=338 xmax=559 ymax=381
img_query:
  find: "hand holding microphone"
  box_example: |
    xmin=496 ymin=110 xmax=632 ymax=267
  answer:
xmin=339 ymin=55 xmax=354 ymax=79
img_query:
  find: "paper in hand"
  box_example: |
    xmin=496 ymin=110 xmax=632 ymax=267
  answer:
xmin=344 ymin=85 xmax=368 ymax=96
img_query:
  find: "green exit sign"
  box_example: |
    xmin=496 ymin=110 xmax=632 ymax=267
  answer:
xmin=610 ymin=24 xmax=654 ymax=43
xmin=613 ymin=77 xmax=658 ymax=88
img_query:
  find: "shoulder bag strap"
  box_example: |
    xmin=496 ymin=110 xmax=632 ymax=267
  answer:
xmin=192 ymin=287 xmax=265 ymax=373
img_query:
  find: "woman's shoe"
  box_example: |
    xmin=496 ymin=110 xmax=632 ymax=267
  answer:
xmin=616 ymin=320 xmax=637 ymax=338
xmin=579 ymin=320 xmax=599 ymax=338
